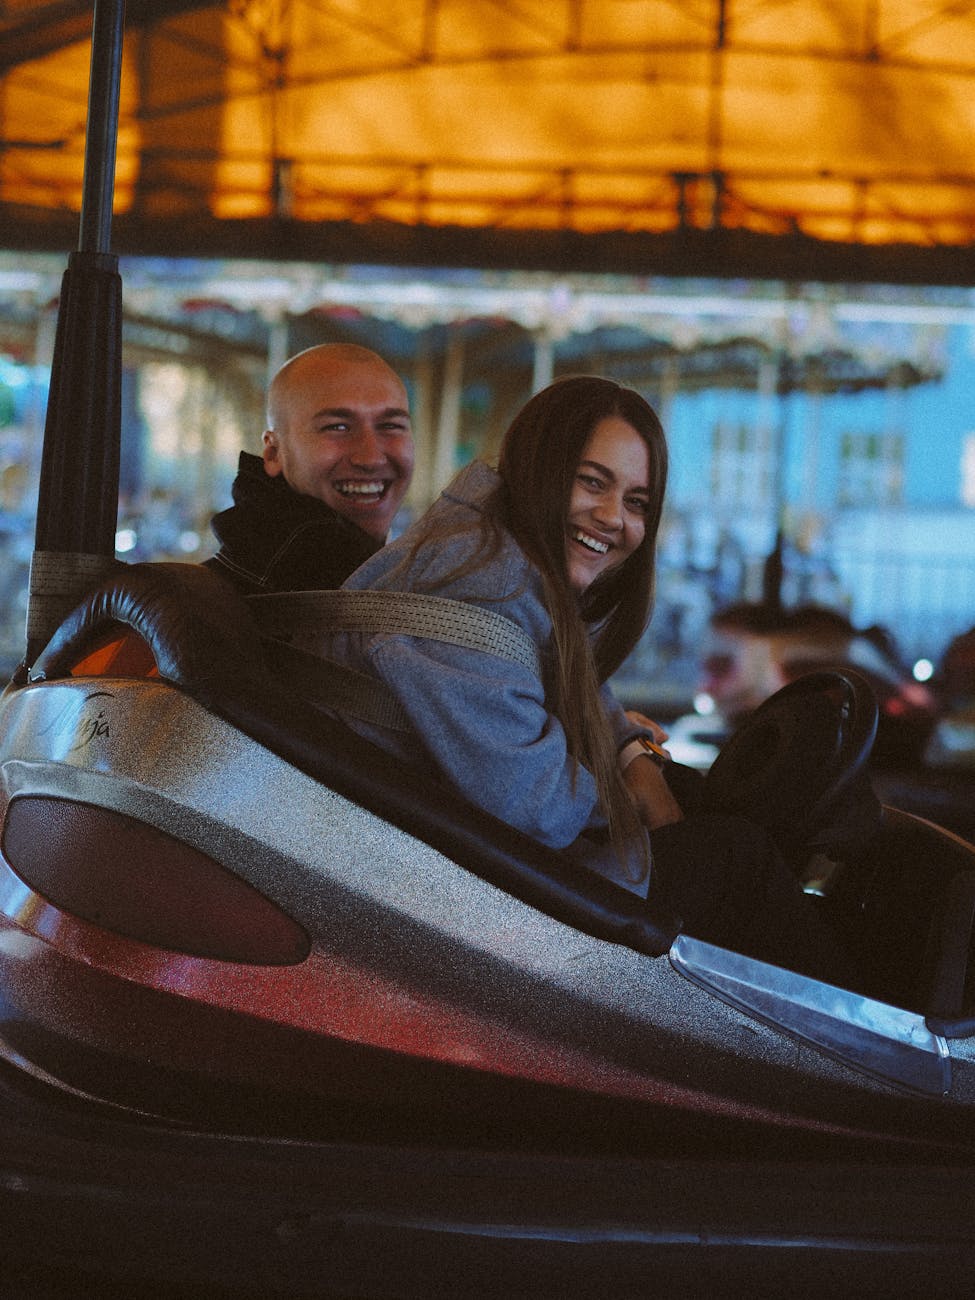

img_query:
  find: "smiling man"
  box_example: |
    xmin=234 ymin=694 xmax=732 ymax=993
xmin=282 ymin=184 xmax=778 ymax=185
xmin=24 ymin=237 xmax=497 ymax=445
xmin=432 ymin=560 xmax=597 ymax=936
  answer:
xmin=207 ymin=344 xmax=415 ymax=594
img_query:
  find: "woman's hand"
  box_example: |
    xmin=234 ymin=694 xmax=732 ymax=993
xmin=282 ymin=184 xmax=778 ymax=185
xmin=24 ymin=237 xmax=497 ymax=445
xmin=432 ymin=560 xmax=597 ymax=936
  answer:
xmin=624 ymin=755 xmax=684 ymax=830
xmin=625 ymin=710 xmax=671 ymax=753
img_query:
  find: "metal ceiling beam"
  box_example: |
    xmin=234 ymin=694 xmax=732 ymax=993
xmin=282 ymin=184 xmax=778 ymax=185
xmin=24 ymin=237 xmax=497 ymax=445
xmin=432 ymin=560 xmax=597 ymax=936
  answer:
xmin=2 ymin=205 xmax=973 ymax=288
xmin=0 ymin=0 xmax=212 ymax=72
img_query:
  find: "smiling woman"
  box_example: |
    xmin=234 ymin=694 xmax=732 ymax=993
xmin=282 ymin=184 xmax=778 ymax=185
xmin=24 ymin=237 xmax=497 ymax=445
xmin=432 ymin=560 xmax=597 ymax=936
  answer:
xmin=565 ymin=415 xmax=653 ymax=594
xmin=290 ymin=375 xmax=849 ymax=979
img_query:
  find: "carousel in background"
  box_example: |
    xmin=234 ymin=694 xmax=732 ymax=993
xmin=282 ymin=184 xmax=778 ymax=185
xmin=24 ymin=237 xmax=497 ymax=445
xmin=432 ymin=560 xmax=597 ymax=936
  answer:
xmin=0 ymin=253 xmax=962 ymax=714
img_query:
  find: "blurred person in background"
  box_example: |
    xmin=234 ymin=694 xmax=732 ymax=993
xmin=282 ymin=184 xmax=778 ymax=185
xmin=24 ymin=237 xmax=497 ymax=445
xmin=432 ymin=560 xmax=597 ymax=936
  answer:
xmin=699 ymin=601 xmax=938 ymax=769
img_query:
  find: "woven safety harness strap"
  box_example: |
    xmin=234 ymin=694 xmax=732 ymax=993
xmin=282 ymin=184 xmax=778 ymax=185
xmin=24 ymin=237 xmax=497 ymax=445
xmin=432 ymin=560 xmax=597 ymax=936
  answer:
xmin=263 ymin=639 xmax=414 ymax=730
xmin=249 ymin=589 xmax=541 ymax=732
xmin=27 ymin=550 xmax=122 ymax=646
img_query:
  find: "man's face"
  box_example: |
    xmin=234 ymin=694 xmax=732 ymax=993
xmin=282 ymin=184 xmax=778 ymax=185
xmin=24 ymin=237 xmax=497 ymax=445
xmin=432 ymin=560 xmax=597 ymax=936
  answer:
xmin=699 ymin=630 xmax=786 ymax=723
xmin=263 ymin=354 xmax=414 ymax=541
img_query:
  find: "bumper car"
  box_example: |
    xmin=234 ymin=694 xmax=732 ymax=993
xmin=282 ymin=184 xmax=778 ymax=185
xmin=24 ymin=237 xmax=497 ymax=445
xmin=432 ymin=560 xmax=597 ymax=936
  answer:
xmin=2 ymin=4 xmax=975 ymax=1290
xmin=3 ymin=569 xmax=975 ymax=1291
xmin=8 ymin=564 xmax=972 ymax=1131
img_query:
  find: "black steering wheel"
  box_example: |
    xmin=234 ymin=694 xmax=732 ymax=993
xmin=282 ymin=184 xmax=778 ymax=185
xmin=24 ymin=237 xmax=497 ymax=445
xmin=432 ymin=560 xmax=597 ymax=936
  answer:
xmin=704 ymin=669 xmax=880 ymax=861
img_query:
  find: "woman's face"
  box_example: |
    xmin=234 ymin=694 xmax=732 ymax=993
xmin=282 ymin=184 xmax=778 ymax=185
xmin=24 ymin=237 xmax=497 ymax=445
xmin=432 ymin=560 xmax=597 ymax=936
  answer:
xmin=565 ymin=415 xmax=652 ymax=594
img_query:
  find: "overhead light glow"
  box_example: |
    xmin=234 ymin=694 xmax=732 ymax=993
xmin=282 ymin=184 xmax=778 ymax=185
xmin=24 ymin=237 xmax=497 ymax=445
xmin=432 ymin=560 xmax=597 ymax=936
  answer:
xmin=913 ymin=658 xmax=934 ymax=683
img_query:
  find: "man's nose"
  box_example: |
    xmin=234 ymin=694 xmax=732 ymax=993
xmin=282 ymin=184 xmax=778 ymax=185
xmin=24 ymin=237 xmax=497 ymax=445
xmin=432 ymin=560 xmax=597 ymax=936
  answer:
xmin=348 ymin=425 xmax=385 ymax=465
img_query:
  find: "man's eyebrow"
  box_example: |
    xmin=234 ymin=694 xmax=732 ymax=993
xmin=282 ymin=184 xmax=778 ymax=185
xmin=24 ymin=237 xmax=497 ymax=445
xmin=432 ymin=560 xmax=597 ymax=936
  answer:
xmin=311 ymin=406 xmax=411 ymax=421
xmin=579 ymin=458 xmax=650 ymax=492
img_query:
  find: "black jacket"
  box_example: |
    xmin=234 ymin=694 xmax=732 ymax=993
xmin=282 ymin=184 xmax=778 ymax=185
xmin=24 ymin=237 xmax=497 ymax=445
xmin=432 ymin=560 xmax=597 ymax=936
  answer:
xmin=205 ymin=451 xmax=379 ymax=595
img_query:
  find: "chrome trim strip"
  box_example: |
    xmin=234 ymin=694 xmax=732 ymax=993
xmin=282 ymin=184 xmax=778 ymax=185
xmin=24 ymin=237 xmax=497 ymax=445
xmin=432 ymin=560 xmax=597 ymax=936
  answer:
xmin=671 ymin=935 xmax=951 ymax=1096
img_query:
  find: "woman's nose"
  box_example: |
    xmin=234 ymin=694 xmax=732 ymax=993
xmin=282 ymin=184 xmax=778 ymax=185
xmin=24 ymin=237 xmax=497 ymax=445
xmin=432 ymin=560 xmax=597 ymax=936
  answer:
xmin=592 ymin=492 xmax=624 ymax=529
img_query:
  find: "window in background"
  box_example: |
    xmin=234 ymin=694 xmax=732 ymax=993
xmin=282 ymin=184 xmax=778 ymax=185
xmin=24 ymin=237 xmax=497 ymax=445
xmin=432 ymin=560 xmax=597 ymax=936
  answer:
xmin=709 ymin=420 xmax=775 ymax=512
xmin=837 ymin=431 xmax=904 ymax=508
xmin=961 ymin=433 xmax=975 ymax=507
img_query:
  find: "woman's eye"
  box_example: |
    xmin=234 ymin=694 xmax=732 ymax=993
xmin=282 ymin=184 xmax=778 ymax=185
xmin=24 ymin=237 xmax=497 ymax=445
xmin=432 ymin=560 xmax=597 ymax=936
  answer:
xmin=578 ymin=474 xmax=603 ymax=490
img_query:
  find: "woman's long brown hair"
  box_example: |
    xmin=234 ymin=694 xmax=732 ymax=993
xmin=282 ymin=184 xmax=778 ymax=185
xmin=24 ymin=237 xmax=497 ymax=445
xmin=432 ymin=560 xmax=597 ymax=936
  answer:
xmin=410 ymin=375 xmax=668 ymax=872
xmin=494 ymin=376 xmax=667 ymax=868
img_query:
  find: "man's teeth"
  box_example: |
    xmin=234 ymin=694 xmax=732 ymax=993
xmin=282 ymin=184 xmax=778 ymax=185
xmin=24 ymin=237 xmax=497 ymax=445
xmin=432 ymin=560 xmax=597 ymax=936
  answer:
xmin=337 ymin=481 xmax=386 ymax=497
xmin=572 ymin=529 xmax=609 ymax=554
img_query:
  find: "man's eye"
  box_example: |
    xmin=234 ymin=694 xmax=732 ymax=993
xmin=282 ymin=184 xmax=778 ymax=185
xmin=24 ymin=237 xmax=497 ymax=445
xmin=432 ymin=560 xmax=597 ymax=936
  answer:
xmin=319 ymin=423 xmax=350 ymax=434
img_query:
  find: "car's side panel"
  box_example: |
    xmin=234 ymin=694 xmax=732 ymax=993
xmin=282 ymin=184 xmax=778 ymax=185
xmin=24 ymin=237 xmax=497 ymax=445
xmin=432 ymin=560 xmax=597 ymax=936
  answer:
xmin=0 ymin=677 xmax=971 ymax=1151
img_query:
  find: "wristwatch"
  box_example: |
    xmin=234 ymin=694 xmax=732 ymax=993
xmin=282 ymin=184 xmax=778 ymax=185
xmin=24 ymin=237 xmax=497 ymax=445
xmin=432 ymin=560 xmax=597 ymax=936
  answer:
xmin=618 ymin=735 xmax=668 ymax=771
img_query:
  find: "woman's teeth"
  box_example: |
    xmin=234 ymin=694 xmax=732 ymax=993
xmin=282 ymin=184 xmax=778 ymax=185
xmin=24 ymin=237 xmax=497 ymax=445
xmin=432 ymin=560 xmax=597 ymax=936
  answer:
xmin=572 ymin=528 xmax=609 ymax=554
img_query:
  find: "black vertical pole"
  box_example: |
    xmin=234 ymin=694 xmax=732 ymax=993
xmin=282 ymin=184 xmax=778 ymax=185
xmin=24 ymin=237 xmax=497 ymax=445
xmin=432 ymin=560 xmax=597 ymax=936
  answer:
xmin=79 ymin=0 xmax=125 ymax=260
xmin=24 ymin=0 xmax=126 ymax=669
xmin=761 ymin=349 xmax=790 ymax=614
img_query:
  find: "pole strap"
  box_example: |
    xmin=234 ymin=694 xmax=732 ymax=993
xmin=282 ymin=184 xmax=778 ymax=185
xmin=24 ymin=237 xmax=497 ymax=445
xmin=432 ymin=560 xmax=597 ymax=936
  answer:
xmin=26 ymin=550 xmax=121 ymax=649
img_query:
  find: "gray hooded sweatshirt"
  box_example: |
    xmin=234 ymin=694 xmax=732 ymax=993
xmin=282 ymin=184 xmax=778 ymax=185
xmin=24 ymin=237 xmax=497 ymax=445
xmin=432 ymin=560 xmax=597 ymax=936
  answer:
xmin=321 ymin=460 xmax=653 ymax=895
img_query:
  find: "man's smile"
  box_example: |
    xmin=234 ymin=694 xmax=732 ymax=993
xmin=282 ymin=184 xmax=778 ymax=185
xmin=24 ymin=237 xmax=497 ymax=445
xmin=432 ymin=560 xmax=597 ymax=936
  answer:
xmin=334 ymin=479 xmax=390 ymax=500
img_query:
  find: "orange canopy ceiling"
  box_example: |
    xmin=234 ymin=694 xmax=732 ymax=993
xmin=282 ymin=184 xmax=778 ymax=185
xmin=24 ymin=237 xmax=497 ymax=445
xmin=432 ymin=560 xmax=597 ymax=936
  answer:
xmin=3 ymin=1 xmax=975 ymax=281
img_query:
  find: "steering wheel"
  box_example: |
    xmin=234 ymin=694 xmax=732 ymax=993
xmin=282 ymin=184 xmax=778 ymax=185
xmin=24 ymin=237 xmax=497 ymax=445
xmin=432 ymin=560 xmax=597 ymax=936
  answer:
xmin=703 ymin=669 xmax=880 ymax=861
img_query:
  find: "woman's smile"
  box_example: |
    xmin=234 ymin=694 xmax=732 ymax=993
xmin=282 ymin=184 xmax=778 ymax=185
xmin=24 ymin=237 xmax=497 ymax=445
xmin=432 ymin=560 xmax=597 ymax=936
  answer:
xmin=565 ymin=415 xmax=651 ymax=593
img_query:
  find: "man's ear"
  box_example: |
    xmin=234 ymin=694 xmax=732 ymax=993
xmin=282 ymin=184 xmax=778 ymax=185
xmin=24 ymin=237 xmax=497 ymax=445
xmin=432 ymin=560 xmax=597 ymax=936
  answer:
xmin=262 ymin=430 xmax=284 ymax=477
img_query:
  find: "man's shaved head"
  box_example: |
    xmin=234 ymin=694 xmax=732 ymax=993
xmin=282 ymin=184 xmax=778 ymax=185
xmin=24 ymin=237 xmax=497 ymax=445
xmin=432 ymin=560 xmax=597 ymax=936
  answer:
xmin=262 ymin=343 xmax=414 ymax=542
